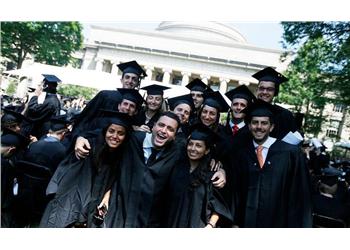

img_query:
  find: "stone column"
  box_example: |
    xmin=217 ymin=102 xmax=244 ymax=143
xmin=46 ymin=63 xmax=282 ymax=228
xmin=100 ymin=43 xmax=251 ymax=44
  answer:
xmin=201 ymin=75 xmax=209 ymax=85
xmin=111 ymin=61 xmax=120 ymax=75
xmin=181 ymin=71 xmax=190 ymax=86
xmin=95 ymin=58 xmax=104 ymax=72
xmin=162 ymin=68 xmax=172 ymax=84
xmin=219 ymin=78 xmax=229 ymax=93
xmin=238 ymin=80 xmax=250 ymax=86
xmin=145 ymin=66 xmax=154 ymax=81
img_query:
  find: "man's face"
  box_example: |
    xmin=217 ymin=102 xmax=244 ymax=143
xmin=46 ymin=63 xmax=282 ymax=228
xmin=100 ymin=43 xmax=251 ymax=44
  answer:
xmin=248 ymin=116 xmax=274 ymax=144
xmin=256 ymin=81 xmax=276 ymax=103
xmin=146 ymin=95 xmax=163 ymax=111
xmin=121 ymin=73 xmax=140 ymax=89
xmin=173 ymin=103 xmax=191 ymax=124
xmin=190 ymin=91 xmax=204 ymax=109
xmin=118 ymin=99 xmax=137 ymax=116
xmin=231 ymin=98 xmax=248 ymax=119
xmin=200 ymin=105 xmax=218 ymax=127
xmin=151 ymin=115 xmax=178 ymax=149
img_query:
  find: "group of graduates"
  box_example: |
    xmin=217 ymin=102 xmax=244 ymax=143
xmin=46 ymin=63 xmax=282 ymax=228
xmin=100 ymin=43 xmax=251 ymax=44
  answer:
xmin=1 ymin=60 xmax=327 ymax=228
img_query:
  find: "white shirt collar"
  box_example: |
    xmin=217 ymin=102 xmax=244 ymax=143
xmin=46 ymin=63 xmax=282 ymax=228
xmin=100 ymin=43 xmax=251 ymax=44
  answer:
xmin=230 ymin=120 xmax=245 ymax=129
xmin=143 ymin=132 xmax=154 ymax=149
xmin=253 ymin=136 xmax=277 ymax=149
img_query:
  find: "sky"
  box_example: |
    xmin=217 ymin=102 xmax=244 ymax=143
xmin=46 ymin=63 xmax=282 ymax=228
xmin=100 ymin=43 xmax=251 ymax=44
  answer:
xmin=83 ymin=22 xmax=285 ymax=50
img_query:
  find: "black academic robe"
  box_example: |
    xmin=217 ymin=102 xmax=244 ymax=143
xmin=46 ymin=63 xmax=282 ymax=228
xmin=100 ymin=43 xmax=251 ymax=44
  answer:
xmin=312 ymin=194 xmax=350 ymax=223
xmin=164 ymin=156 xmax=232 ymax=228
xmin=1 ymin=158 xmax=16 ymax=227
xmin=105 ymin=131 xmax=183 ymax=228
xmin=134 ymin=108 xmax=161 ymax=129
xmin=39 ymin=134 xmax=120 ymax=228
xmin=25 ymin=93 xmax=61 ymax=138
xmin=23 ymin=137 xmax=66 ymax=173
xmin=233 ymin=140 xmax=312 ymax=228
xmin=270 ymin=104 xmax=297 ymax=140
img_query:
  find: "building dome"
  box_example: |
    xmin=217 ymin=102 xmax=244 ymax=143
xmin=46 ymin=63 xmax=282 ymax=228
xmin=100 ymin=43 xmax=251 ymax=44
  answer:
xmin=156 ymin=21 xmax=248 ymax=44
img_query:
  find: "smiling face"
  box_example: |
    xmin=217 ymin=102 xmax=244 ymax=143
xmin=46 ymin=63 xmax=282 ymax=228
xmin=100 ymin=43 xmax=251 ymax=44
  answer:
xmin=200 ymin=105 xmax=218 ymax=127
xmin=105 ymin=124 xmax=127 ymax=149
xmin=146 ymin=95 xmax=163 ymax=111
xmin=173 ymin=103 xmax=191 ymax=124
xmin=256 ymin=81 xmax=276 ymax=103
xmin=191 ymin=91 xmax=204 ymax=109
xmin=121 ymin=73 xmax=140 ymax=89
xmin=187 ymin=139 xmax=209 ymax=161
xmin=231 ymin=98 xmax=248 ymax=119
xmin=151 ymin=115 xmax=178 ymax=149
xmin=118 ymin=99 xmax=137 ymax=116
xmin=248 ymin=116 xmax=274 ymax=145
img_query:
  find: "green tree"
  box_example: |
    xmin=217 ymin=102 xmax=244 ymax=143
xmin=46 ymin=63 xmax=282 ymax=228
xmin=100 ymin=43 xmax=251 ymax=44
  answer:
xmin=1 ymin=22 xmax=83 ymax=69
xmin=58 ymin=84 xmax=98 ymax=100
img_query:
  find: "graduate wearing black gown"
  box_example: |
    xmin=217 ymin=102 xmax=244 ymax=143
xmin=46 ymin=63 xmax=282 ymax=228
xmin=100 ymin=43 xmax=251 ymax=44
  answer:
xmin=232 ymin=100 xmax=312 ymax=228
xmin=164 ymin=124 xmax=232 ymax=228
xmin=39 ymin=112 xmax=131 ymax=228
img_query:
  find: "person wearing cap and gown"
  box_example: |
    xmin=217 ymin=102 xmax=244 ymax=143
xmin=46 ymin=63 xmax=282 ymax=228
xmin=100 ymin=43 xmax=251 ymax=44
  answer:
xmin=167 ymin=93 xmax=195 ymax=140
xmin=252 ymin=67 xmax=297 ymax=140
xmin=22 ymin=115 xmax=70 ymax=173
xmin=39 ymin=111 xmax=132 ymax=228
xmin=25 ymin=74 xmax=62 ymax=138
xmin=186 ymin=78 xmax=213 ymax=125
xmin=134 ymin=84 xmax=169 ymax=132
xmin=1 ymin=130 xmax=31 ymax=227
xmin=224 ymin=85 xmax=256 ymax=151
xmin=232 ymin=100 xmax=312 ymax=227
xmin=70 ymin=61 xmax=146 ymax=139
xmin=163 ymin=123 xmax=232 ymax=228
xmin=101 ymin=112 xmax=183 ymax=227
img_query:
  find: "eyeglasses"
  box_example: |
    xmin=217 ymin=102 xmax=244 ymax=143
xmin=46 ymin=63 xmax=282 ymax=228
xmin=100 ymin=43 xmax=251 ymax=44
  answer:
xmin=258 ymin=87 xmax=275 ymax=92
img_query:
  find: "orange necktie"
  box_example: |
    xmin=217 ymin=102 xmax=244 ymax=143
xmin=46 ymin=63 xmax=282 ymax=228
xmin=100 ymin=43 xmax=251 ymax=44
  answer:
xmin=256 ymin=145 xmax=264 ymax=169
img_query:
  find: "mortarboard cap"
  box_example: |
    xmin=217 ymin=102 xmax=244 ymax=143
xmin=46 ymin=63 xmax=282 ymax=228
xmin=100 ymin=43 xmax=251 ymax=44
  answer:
xmin=320 ymin=168 xmax=344 ymax=186
xmin=1 ymin=107 xmax=29 ymax=124
xmin=42 ymin=74 xmax=61 ymax=84
xmin=117 ymin=60 xmax=147 ymax=78
xmin=186 ymin=78 xmax=209 ymax=93
xmin=49 ymin=115 xmax=71 ymax=131
xmin=202 ymin=91 xmax=230 ymax=112
xmin=243 ymin=99 xmax=276 ymax=123
xmin=1 ymin=128 xmax=31 ymax=148
xmin=189 ymin=123 xmax=219 ymax=145
xmin=225 ymin=85 xmax=256 ymax=105
xmin=100 ymin=110 xmax=134 ymax=129
xmin=141 ymin=84 xmax=170 ymax=96
xmin=117 ymin=88 xmax=144 ymax=108
xmin=167 ymin=94 xmax=195 ymax=112
xmin=252 ymin=67 xmax=288 ymax=96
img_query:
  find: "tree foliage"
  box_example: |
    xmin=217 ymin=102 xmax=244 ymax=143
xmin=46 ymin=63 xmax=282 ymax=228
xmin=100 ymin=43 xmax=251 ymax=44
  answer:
xmin=57 ymin=84 xmax=98 ymax=100
xmin=1 ymin=22 xmax=83 ymax=69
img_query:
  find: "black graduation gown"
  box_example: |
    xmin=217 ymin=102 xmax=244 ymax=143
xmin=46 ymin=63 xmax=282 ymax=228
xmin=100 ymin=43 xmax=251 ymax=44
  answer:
xmin=1 ymin=158 xmax=16 ymax=227
xmin=134 ymin=108 xmax=161 ymax=129
xmin=39 ymin=135 xmax=119 ymax=228
xmin=104 ymin=131 xmax=183 ymax=228
xmin=23 ymin=138 xmax=66 ymax=173
xmin=165 ymin=157 xmax=232 ymax=228
xmin=25 ymin=93 xmax=61 ymax=138
xmin=312 ymin=194 xmax=350 ymax=223
xmin=270 ymin=104 xmax=297 ymax=140
xmin=233 ymin=140 xmax=312 ymax=228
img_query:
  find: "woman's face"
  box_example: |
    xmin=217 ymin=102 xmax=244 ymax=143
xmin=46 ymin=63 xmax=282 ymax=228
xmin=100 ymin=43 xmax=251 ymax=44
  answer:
xmin=187 ymin=139 xmax=209 ymax=161
xmin=105 ymin=124 xmax=126 ymax=149
xmin=146 ymin=95 xmax=163 ymax=111
xmin=200 ymin=105 xmax=218 ymax=127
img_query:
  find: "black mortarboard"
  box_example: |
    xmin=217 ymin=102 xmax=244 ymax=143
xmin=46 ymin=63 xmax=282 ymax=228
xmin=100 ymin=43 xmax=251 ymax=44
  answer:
xmin=117 ymin=61 xmax=147 ymax=78
xmin=42 ymin=74 xmax=61 ymax=85
xmin=49 ymin=115 xmax=70 ymax=131
xmin=186 ymin=78 xmax=208 ymax=92
xmin=1 ymin=108 xmax=29 ymax=124
xmin=1 ymin=128 xmax=30 ymax=148
xmin=225 ymin=85 xmax=256 ymax=105
xmin=141 ymin=84 xmax=170 ymax=96
xmin=189 ymin=123 xmax=219 ymax=145
xmin=117 ymin=88 xmax=144 ymax=108
xmin=27 ymin=87 xmax=36 ymax=93
xmin=167 ymin=94 xmax=195 ymax=112
xmin=320 ymin=168 xmax=344 ymax=186
xmin=202 ymin=91 xmax=230 ymax=112
xmin=252 ymin=67 xmax=288 ymax=96
xmin=243 ymin=99 xmax=276 ymax=123
xmin=100 ymin=110 xmax=134 ymax=129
